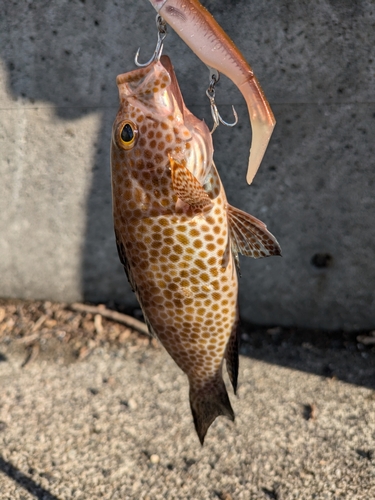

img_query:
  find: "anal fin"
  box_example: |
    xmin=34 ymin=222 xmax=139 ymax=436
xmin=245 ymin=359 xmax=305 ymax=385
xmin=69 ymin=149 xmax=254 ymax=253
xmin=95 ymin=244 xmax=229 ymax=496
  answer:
xmin=228 ymin=205 xmax=281 ymax=260
xmin=225 ymin=309 xmax=240 ymax=394
xmin=169 ymin=156 xmax=213 ymax=213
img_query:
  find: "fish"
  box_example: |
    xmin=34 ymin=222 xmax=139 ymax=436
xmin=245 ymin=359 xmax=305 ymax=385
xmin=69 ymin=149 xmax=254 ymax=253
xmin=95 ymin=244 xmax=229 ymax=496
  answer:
xmin=147 ymin=0 xmax=276 ymax=185
xmin=111 ymin=55 xmax=281 ymax=444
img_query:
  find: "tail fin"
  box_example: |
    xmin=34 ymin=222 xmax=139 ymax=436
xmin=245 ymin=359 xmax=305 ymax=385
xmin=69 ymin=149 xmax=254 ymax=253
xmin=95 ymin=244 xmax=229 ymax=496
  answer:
xmin=189 ymin=376 xmax=234 ymax=445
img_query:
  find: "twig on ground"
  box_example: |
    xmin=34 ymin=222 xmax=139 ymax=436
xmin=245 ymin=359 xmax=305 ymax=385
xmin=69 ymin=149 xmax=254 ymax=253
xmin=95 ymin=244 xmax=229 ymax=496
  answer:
xmin=94 ymin=314 xmax=103 ymax=335
xmin=21 ymin=343 xmax=40 ymax=368
xmin=31 ymin=314 xmax=48 ymax=333
xmin=357 ymin=331 xmax=375 ymax=345
xmin=17 ymin=333 xmax=41 ymax=345
xmin=69 ymin=303 xmax=149 ymax=336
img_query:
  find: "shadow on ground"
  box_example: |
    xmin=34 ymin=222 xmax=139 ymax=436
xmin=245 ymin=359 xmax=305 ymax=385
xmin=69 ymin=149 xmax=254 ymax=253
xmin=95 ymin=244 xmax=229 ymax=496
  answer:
xmin=238 ymin=318 xmax=375 ymax=391
xmin=1 ymin=297 xmax=374 ymax=394
xmin=90 ymin=299 xmax=375 ymax=392
xmin=0 ymin=457 xmax=59 ymax=500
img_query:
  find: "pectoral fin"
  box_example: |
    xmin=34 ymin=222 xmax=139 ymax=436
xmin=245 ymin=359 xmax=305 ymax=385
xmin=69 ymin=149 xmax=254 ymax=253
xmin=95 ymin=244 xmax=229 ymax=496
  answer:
xmin=169 ymin=156 xmax=213 ymax=213
xmin=228 ymin=205 xmax=281 ymax=260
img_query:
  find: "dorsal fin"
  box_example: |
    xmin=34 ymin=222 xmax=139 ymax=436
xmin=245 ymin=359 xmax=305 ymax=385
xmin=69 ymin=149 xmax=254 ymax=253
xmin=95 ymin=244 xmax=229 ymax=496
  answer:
xmin=169 ymin=156 xmax=213 ymax=213
xmin=228 ymin=205 xmax=281 ymax=260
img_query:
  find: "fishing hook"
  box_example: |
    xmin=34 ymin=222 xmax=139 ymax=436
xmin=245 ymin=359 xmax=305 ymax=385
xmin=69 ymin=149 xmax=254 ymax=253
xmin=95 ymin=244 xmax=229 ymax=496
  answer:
xmin=206 ymin=68 xmax=238 ymax=134
xmin=135 ymin=14 xmax=167 ymax=67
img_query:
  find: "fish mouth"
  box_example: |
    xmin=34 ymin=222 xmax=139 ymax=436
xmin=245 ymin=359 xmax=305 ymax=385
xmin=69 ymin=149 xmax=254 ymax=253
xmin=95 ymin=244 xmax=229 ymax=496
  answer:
xmin=160 ymin=55 xmax=185 ymax=118
xmin=160 ymin=55 xmax=213 ymax=184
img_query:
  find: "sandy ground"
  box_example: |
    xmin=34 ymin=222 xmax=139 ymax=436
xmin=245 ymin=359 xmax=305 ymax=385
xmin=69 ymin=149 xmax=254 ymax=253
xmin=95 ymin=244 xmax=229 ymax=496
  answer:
xmin=0 ymin=299 xmax=374 ymax=499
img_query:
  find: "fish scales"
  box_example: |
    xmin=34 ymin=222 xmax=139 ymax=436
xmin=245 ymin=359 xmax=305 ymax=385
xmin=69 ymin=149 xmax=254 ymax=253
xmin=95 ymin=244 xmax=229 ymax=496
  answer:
xmin=111 ymin=55 xmax=281 ymax=443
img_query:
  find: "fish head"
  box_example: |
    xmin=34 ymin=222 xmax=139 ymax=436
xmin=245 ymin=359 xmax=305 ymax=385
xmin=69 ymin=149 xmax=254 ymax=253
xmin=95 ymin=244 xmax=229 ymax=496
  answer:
xmin=112 ymin=55 xmax=213 ymax=183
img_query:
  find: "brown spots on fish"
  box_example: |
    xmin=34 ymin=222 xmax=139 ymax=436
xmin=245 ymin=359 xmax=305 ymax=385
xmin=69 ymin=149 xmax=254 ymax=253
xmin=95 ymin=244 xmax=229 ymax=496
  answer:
xmin=173 ymin=244 xmax=184 ymax=255
xmin=200 ymin=273 xmax=210 ymax=283
xmin=176 ymin=233 xmax=189 ymax=245
xmin=194 ymin=259 xmax=207 ymax=271
xmin=163 ymin=227 xmax=174 ymax=236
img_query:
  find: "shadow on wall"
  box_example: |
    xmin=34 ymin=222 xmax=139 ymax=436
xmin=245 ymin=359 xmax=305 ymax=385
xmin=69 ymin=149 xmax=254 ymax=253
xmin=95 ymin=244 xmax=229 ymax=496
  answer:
xmin=1 ymin=2 xmax=375 ymax=388
xmin=2 ymin=0 xmax=375 ymax=332
xmin=0 ymin=1 xmax=159 ymax=305
xmin=0 ymin=0 xmax=217 ymax=306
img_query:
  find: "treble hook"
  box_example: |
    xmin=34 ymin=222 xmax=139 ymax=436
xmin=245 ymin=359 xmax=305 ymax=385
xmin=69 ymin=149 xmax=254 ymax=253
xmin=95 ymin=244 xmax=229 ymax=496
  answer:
xmin=135 ymin=14 xmax=167 ymax=67
xmin=206 ymin=67 xmax=238 ymax=134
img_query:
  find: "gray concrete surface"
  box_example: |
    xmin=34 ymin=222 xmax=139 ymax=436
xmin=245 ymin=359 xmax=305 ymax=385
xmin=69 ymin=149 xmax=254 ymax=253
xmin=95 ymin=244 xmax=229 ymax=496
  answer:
xmin=0 ymin=338 xmax=375 ymax=499
xmin=0 ymin=1 xmax=374 ymax=329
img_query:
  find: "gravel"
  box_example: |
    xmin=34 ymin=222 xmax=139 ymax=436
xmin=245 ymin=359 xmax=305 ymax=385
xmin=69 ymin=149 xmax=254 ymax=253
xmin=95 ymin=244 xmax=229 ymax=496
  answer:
xmin=0 ymin=299 xmax=374 ymax=499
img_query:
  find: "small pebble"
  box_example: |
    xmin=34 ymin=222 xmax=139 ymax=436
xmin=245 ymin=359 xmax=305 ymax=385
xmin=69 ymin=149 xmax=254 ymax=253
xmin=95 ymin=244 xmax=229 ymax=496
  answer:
xmin=128 ymin=398 xmax=138 ymax=410
xmin=150 ymin=454 xmax=160 ymax=464
xmin=0 ymin=307 xmax=6 ymax=323
xmin=266 ymin=326 xmax=282 ymax=336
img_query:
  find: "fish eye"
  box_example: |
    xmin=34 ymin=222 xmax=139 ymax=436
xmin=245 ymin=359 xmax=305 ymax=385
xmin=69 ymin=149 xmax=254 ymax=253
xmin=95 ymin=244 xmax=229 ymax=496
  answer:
xmin=117 ymin=120 xmax=138 ymax=150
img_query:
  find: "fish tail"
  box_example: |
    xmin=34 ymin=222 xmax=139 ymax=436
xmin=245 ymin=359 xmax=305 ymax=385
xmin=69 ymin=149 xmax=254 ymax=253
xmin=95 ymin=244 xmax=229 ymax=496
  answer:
xmin=189 ymin=375 xmax=234 ymax=445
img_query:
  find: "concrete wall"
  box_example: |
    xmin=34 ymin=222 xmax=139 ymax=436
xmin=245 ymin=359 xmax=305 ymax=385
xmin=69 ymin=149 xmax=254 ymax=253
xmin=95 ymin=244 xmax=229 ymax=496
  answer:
xmin=0 ymin=0 xmax=374 ymax=330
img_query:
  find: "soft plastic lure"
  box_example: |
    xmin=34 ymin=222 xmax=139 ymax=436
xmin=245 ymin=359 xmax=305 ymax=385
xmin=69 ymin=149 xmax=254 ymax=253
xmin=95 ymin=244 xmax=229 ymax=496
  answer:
xmin=147 ymin=0 xmax=276 ymax=184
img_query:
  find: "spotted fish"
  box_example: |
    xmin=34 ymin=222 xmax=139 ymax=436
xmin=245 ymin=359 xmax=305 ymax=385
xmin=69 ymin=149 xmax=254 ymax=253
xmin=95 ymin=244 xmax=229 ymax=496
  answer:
xmin=111 ymin=55 xmax=281 ymax=444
